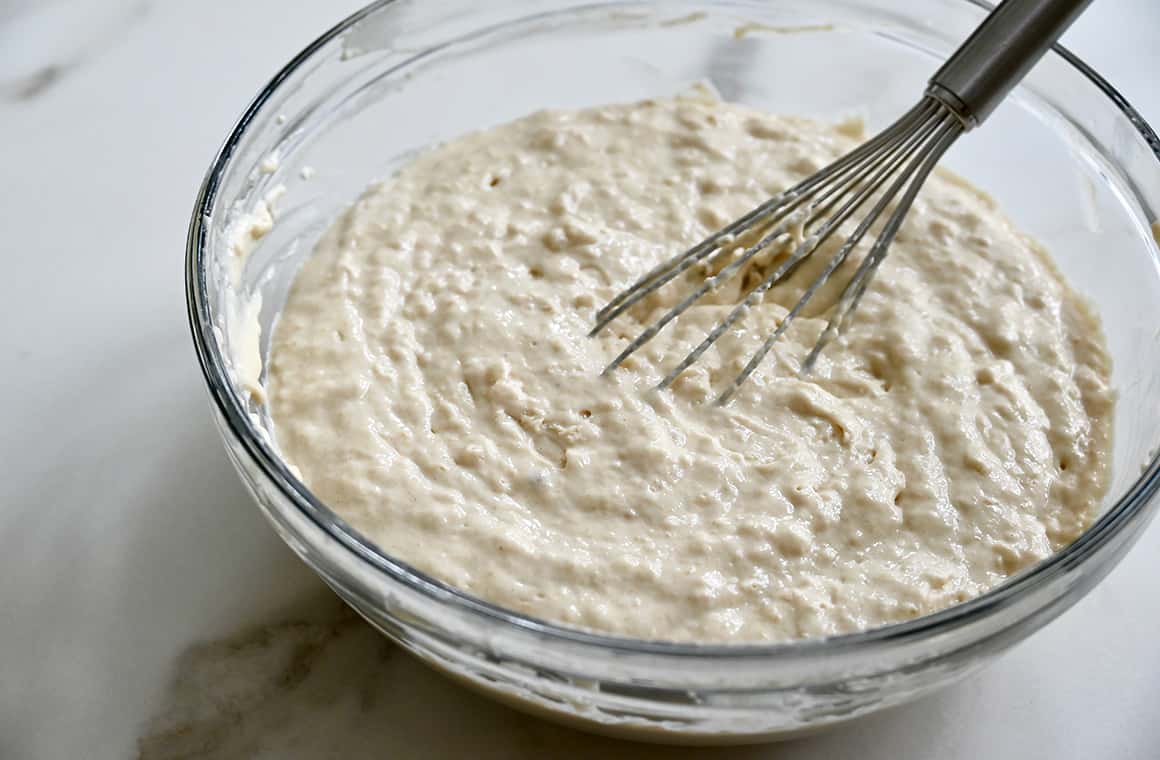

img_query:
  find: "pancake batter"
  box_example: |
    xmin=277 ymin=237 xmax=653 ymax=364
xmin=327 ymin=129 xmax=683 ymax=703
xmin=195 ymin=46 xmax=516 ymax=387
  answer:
xmin=266 ymin=94 xmax=1113 ymax=642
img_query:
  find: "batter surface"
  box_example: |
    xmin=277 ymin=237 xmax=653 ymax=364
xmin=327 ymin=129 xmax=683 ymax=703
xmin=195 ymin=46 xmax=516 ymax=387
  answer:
xmin=267 ymin=94 xmax=1113 ymax=642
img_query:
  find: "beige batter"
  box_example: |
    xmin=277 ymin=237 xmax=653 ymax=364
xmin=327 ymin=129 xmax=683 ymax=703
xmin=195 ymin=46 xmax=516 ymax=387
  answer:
xmin=266 ymin=94 xmax=1113 ymax=643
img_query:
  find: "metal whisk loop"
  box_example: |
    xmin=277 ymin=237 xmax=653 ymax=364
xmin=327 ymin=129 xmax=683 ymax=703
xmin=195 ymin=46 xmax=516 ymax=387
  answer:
xmin=717 ymin=111 xmax=963 ymax=404
xmin=593 ymin=97 xmax=962 ymax=401
xmin=795 ymin=119 xmax=965 ymax=378
xmin=589 ymin=99 xmax=932 ymax=341
xmin=658 ymin=103 xmax=950 ymax=395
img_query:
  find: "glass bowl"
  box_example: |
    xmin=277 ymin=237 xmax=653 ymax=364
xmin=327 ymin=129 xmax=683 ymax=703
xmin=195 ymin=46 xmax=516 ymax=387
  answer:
xmin=186 ymin=0 xmax=1160 ymax=743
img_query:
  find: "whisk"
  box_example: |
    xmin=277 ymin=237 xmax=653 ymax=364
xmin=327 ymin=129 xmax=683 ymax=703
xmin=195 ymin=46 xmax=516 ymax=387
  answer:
xmin=591 ymin=0 xmax=1092 ymax=405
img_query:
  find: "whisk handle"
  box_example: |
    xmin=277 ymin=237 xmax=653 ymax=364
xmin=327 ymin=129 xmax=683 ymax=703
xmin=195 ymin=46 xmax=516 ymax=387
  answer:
xmin=927 ymin=0 xmax=1093 ymax=128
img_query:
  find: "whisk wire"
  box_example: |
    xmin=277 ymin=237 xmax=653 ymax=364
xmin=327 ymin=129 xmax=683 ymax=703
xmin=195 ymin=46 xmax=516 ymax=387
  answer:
xmin=598 ymin=102 xmax=945 ymax=377
xmin=797 ymin=119 xmax=964 ymax=377
xmin=795 ymin=100 xmax=939 ymax=235
xmin=589 ymin=100 xmax=934 ymax=338
xmin=718 ymin=113 xmax=962 ymax=403
xmin=593 ymin=97 xmax=963 ymax=401
xmin=664 ymin=107 xmax=950 ymax=396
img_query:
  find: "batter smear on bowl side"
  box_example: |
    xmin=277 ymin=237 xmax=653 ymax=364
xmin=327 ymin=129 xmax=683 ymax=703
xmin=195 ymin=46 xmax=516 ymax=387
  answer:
xmin=266 ymin=94 xmax=1113 ymax=643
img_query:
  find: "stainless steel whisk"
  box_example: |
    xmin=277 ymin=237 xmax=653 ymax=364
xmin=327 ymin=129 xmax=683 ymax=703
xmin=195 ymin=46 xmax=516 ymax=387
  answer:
xmin=591 ymin=0 xmax=1092 ymax=405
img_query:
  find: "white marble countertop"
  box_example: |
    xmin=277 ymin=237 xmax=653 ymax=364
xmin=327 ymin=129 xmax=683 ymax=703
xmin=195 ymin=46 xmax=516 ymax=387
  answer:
xmin=2 ymin=1 xmax=1158 ymax=758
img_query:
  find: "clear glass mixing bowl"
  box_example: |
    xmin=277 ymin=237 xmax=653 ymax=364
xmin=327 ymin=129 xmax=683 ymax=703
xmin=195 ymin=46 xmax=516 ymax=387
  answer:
xmin=187 ymin=0 xmax=1160 ymax=743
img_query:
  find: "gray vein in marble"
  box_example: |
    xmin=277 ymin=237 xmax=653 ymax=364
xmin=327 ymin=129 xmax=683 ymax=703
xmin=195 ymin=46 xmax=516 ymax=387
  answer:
xmin=0 ymin=0 xmax=150 ymax=103
xmin=6 ymin=65 xmax=62 ymax=101
xmin=133 ymin=593 xmax=795 ymax=759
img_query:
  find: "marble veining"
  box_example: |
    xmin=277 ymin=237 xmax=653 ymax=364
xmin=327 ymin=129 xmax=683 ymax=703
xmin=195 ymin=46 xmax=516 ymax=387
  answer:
xmin=136 ymin=593 xmax=789 ymax=760
xmin=0 ymin=0 xmax=150 ymax=102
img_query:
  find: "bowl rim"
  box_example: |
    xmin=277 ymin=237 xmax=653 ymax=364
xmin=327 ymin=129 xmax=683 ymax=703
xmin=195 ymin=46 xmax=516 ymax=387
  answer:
xmin=187 ymin=0 xmax=1160 ymax=659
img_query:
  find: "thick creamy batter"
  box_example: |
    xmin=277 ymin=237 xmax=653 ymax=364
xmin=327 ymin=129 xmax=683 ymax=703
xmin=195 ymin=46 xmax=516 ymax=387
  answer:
xmin=267 ymin=95 xmax=1113 ymax=642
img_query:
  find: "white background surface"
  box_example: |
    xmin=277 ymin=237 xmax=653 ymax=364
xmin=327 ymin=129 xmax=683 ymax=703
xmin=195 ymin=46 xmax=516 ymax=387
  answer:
xmin=1 ymin=1 xmax=1158 ymax=758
